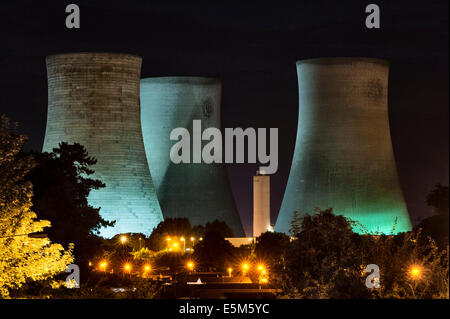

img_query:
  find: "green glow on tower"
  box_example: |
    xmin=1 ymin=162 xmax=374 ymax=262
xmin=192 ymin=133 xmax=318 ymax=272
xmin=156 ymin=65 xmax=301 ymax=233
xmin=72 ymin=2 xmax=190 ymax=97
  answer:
xmin=275 ymin=58 xmax=412 ymax=235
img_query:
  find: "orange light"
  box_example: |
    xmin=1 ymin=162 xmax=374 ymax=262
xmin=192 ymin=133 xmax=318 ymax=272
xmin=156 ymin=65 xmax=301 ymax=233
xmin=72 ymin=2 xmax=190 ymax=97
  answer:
xmin=190 ymin=237 xmax=195 ymax=241
xmin=143 ymin=264 xmax=151 ymax=272
xmin=99 ymin=261 xmax=108 ymax=270
xmin=120 ymin=235 xmax=127 ymax=244
xmin=187 ymin=261 xmax=194 ymax=271
xmin=123 ymin=263 xmax=132 ymax=272
xmin=410 ymin=265 xmax=422 ymax=279
xmin=180 ymin=237 xmax=185 ymax=242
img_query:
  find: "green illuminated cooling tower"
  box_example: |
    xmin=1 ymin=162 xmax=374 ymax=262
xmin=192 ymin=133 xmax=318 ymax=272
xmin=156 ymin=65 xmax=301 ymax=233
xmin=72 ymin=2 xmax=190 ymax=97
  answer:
xmin=275 ymin=58 xmax=412 ymax=235
xmin=43 ymin=53 xmax=163 ymax=238
xmin=140 ymin=77 xmax=245 ymax=236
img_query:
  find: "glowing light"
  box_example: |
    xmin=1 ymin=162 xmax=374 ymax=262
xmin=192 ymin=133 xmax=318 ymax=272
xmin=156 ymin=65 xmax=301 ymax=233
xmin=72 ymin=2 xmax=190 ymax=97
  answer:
xmin=143 ymin=264 xmax=151 ymax=272
xmin=409 ymin=265 xmax=423 ymax=280
xmin=173 ymin=243 xmax=178 ymax=247
xmin=199 ymin=237 xmax=203 ymax=241
xmin=190 ymin=237 xmax=195 ymax=241
xmin=187 ymin=261 xmax=194 ymax=271
xmin=120 ymin=235 xmax=127 ymax=244
xmin=167 ymin=237 xmax=171 ymax=241
xmin=242 ymin=263 xmax=249 ymax=274
xmin=228 ymin=267 xmax=232 ymax=277
xmin=123 ymin=263 xmax=132 ymax=272
xmin=180 ymin=237 xmax=185 ymax=242
xmin=99 ymin=261 xmax=108 ymax=271
xmin=261 ymin=278 xmax=268 ymax=283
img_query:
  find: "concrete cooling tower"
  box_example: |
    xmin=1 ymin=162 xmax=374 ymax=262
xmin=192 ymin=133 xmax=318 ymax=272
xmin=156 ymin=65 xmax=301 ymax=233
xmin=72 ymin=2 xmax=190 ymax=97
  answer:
xmin=43 ymin=53 xmax=163 ymax=238
xmin=140 ymin=77 xmax=245 ymax=236
xmin=275 ymin=58 xmax=412 ymax=235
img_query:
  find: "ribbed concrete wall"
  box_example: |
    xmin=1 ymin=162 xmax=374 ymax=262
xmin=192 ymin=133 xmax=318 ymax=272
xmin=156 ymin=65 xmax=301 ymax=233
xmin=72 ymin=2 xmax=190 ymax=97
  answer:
xmin=275 ymin=58 xmax=412 ymax=235
xmin=43 ymin=53 xmax=163 ymax=238
xmin=253 ymin=175 xmax=270 ymax=237
xmin=140 ymin=77 xmax=245 ymax=236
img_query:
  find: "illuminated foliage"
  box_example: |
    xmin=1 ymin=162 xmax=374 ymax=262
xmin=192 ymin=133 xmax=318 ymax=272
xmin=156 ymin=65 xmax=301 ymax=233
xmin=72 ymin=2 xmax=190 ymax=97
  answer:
xmin=0 ymin=115 xmax=73 ymax=298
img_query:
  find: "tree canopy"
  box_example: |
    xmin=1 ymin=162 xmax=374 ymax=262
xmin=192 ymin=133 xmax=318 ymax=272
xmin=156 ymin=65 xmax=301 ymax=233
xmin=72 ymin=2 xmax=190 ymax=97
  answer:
xmin=0 ymin=115 xmax=73 ymax=298
xmin=27 ymin=142 xmax=114 ymax=271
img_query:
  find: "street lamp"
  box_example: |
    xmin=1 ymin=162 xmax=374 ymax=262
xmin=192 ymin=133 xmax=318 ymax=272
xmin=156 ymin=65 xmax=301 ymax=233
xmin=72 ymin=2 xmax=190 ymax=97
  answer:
xmin=180 ymin=237 xmax=185 ymax=251
xmin=242 ymin=263 xmax=249 ymax=276
xmin=120 ymin=235 xmax=127 ymax=244
xmin=99 ymin=260 xmax=108 ymax=272
xmin=187 ymin=261 xmax=194 ymax=273
xmin=409 ymin=265 xmax=423 ymax=280
xmin=228 ymin=267 xmax=232 ymax=277
xmin=123 ymin=263 xmax=132 ymax=273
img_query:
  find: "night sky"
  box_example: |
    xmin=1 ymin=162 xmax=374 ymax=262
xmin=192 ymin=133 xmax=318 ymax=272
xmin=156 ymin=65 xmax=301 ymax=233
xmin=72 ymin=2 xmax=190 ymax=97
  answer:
xmin=0 ymin=0 xmax=448 ymax=236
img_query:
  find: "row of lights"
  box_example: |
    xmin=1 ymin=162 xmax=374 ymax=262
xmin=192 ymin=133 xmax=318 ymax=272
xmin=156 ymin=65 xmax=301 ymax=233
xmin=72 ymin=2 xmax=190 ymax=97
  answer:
xmin=95 ymin=260 xmax=195 ymax=273
xmin=167 ymin=236 xmax=203 ymax=252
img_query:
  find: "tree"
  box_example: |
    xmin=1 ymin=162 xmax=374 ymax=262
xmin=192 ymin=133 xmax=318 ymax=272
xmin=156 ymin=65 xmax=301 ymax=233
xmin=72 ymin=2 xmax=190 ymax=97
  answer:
xmin=0 ymin=115 xmax=73 ymax=298
xmin=147 ymin=218 xmax=192 ymax=251
xmin=27 ymin=142 xmax=114 ymax=271
xmin=360 ymin=230 xmax=449 ymax=299
xmin=289 ymin=210 xmax=302 ymax=237
xmin=285 ymin=208 xmax=368 ymax=298
xmin=193 ymin=231 xmax=235 ymax=272
xmin=426 ymin=184 xmax=449 ymax=216
xmin=418 ymin=184 xmax=449 ymax=247
xmin=255 ymin=231 xmax=290 ymax=272
xmin=283 ymin=207 xmax=449 ymax=299
xmin=191 ymin=219 xmax=234 ymax=239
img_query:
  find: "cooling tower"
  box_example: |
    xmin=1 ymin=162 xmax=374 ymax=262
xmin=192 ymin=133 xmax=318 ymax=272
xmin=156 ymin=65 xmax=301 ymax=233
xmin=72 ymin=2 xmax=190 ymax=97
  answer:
xmin=43 ymin=53 xmax=163 ymax=238
xmin=275 ymin=58 xmax=412 ymax=235
xmin=253 ymin=172 xmax=271 ymax=237
xmin=140 ymin=77 xmax=245 ymax=236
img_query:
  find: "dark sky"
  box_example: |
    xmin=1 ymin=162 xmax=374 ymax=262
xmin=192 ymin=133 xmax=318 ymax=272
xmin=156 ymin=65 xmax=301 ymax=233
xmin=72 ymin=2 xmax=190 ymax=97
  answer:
xmin=0 ymin=0 xmax=448 ymax=235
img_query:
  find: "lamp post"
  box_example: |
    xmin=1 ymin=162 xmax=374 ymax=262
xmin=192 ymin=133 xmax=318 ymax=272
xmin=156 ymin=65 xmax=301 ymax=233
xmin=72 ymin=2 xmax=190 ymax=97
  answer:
xmin=180 ymin=237 xmax=185 ymax=251
xmin=123 ymin=263 xmax=132 ymax=278
xmin=187 ymin=261 xmax=194 ymax=274
xmin=99 ymin=261 xmax=108 ymax=273
xmin=408 ymin=264 xmax=424 ymax=298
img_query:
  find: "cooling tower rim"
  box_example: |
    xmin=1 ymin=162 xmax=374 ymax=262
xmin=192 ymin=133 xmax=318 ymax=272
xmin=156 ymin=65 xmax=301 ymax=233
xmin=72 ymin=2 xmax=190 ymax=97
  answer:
xmin=296 ymin=57 xmax=389 ymax=67
xmin=141 ymin=76 xmax=221 ymax=85
xmin=46 ymin=52 xmax=142 ymax=61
